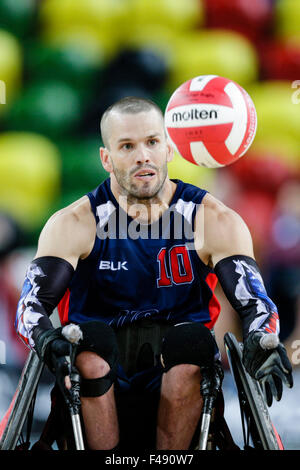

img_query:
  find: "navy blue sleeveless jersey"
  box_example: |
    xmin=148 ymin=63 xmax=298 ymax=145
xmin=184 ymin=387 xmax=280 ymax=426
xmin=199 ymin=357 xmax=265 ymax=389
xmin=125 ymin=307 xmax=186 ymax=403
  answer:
xmin=57 ymin=178 xmax=221 ymax=330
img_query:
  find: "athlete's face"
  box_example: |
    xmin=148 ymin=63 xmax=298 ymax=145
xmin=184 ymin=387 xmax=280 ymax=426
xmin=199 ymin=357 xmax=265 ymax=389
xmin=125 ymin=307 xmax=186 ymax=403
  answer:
xmin=100 ymin=109 xmax=173 ymax=199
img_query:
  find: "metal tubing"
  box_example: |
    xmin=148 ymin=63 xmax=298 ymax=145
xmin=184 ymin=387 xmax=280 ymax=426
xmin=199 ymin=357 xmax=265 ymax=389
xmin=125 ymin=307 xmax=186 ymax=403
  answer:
xmin=198 ymin=412 xmax=212 ymax=450
xmin=71 ymin=414 xmax=85 ymax=450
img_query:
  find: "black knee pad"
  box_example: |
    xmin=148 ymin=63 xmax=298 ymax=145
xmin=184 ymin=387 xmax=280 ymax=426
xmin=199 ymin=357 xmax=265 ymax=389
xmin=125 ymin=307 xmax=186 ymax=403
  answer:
xmin=75 ymin=321 xmax=119 ymax=397
xmin=80 ymin=369 xmax=117 ymax=397
xmin=161 ymin=322 xmax=217 ymax=373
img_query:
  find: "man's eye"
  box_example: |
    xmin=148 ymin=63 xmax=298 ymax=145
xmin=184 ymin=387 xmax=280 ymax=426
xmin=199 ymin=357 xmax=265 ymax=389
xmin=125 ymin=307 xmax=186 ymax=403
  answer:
xmin=148 ymin=139 xmax=157 ymax=146
xmin=122 ymin=143 xmax=133 ymax=150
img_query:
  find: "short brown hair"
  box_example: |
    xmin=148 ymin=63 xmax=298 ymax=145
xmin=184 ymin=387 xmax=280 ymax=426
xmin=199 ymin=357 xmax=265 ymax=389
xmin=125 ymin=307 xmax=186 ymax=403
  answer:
xmin=100 ymin=96 xmax=164 ymax=148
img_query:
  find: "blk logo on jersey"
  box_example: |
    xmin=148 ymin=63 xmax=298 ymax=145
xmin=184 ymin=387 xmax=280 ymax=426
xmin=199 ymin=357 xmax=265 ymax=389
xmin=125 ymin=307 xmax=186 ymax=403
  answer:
xmin=99 ymin=261 xmax=128 ymax=271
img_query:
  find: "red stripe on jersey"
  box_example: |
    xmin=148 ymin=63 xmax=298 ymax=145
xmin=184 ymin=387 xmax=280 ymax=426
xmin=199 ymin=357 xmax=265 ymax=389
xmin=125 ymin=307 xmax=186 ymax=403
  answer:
xmin=204 ymin=272 xmax=221 ymax=330
xmin=57 ymin=289 xmax=70 ymax=326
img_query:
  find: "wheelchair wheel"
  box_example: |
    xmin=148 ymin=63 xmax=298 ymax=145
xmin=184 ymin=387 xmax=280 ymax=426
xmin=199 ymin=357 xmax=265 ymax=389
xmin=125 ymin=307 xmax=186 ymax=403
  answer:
xmin=224 ymin=332 xmax=284 ymax=450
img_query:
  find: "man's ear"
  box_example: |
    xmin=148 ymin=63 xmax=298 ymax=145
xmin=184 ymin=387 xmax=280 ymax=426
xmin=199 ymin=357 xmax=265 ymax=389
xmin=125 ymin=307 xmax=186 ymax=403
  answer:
xmin=166 ymin=139 xmax=174 ymax=163
xmin=100 ymin=147 xmax=113 ymax=173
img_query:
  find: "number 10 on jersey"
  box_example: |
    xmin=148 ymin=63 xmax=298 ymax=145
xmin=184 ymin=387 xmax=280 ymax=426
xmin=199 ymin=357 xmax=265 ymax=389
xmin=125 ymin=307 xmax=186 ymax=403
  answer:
xmin=157 ymin=245 xmax=194 ymax=287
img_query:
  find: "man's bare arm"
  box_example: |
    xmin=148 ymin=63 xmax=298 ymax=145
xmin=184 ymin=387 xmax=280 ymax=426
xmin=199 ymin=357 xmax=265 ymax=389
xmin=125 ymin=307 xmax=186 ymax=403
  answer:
xmin=35 ymin=196 xmax=96 ymax=268
xmin=196 ymin=193 xmax=278 ymax=339
xmin=195 ymin=193 xmax=293 ymax=402
xmin=196 ymin=193 xmax=254 ymax=267
xmin=15 ymin=196 xmax=96 ymax=349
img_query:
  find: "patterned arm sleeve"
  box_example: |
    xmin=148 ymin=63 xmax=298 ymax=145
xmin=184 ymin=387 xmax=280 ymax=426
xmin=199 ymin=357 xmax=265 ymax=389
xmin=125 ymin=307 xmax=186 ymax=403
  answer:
xmin=214 ymin=255 xmax=279 ymax=340
xmin=15 ymin=257 xmax=74 ymax=350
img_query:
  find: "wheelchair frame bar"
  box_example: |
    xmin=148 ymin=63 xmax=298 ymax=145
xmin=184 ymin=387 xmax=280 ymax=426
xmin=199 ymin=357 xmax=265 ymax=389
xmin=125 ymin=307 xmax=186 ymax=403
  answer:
xmin=71 ymin=414 xmax=84 ymax=450
xmin=198 ymin=412 xmax=211 ymax=450
xmin=0 ymin=351 xmax=44 ymax=450
xmin=224 ymin=332 xmax=284 ymax=450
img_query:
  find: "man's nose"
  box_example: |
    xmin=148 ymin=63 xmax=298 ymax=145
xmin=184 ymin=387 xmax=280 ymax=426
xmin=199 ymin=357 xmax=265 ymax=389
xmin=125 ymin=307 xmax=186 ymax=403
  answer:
xmin=135 ymin=145 xmax=150 ymax=164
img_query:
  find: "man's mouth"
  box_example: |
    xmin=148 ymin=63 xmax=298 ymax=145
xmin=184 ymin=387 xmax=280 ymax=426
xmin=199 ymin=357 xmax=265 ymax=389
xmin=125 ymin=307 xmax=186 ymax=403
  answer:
xmin=134 ymin=169 xmax=156 ymax=180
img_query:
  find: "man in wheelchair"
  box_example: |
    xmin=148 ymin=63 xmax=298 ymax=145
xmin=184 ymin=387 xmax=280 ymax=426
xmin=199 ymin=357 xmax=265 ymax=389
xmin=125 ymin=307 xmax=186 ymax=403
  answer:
xmin=13 ymin=97 xmax=293 ymax=450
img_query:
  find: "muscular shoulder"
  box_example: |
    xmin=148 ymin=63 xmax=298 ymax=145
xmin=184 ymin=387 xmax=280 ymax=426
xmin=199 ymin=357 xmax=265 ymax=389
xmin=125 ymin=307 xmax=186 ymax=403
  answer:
xmin=196 ymin=193 xmax=254 ymax=267
xmin=50 ymin=195 xmax=94 ymax=225
xmin=201 ymin=193 xmax=242 ymax=228
xmin=35 ymin=196 xmax=96 ymax=268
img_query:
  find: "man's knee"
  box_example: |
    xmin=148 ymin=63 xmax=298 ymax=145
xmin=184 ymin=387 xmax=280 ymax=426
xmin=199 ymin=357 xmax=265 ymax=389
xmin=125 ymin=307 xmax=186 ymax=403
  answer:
xmin=161 ymin=322 xmax=216 ymax=373
xmin=75 ymin=321 xmax=119 ymax=397
xmin=76 ymin=351 xmax=110 ymax=379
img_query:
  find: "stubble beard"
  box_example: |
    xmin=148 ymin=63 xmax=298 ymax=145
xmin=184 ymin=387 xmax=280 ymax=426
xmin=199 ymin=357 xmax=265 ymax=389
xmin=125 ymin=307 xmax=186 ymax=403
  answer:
xmin=113 ymin=162 xmax=168 ymax=206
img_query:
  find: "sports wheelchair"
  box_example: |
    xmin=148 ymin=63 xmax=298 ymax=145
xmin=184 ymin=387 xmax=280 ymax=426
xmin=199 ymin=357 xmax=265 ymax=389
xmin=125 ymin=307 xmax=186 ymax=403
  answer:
xmin=0 ymin=332 xmax=284 ymax=451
